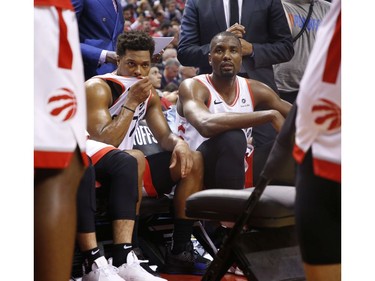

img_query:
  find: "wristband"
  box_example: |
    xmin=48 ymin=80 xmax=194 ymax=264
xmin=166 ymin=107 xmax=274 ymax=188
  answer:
xmin=122 ymin=105 xmax=135 ymax=113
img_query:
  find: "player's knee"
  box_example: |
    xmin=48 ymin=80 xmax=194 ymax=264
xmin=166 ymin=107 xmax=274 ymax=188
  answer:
xmin=126 ymin=149 xmax=146 ymax=174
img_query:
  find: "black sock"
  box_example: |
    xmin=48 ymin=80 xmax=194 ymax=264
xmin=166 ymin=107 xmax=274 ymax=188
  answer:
xmin=132 ymin=215 xmax=139 ymax=248
xmin=112 ymin=243 xmax=133 ymax=267
xmin=172 ymin=219 xmax=194 ymax=254
xmin=82 ymin=247 xmax=102 ymax=274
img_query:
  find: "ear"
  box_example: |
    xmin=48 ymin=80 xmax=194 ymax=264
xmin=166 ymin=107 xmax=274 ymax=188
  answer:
xmin=208 ymin=53 xmax=212 ymax=65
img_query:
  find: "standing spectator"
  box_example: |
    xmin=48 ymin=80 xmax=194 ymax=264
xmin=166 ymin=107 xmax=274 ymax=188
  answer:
xmin=274 ymin=0 xmax=331 ymax=104
xmin=293 ymin=0 xmax=341 ymax=280
xmin=72 ymin=0 xmax=124 ymax=80
xmin=34 ymin=0 xmax=87 ymax=280
xmin=177 ymin=0 xmax=294 ymax=183
xmin=161 ymin=57 xmax=181 ymax=89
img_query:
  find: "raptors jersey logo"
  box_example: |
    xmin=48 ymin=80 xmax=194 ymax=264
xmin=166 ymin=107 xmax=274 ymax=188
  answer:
xmin=47 ymin=87 xmax=77 ymax=122
xmin=311 ymin=98 xmax=341 ymax=132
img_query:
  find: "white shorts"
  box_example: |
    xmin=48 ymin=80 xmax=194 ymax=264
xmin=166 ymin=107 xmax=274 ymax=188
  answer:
xmin=34 ymin=6 xmax=87 ymax=168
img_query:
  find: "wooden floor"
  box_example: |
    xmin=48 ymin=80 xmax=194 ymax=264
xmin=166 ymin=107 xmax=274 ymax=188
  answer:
xmin=72 ymin=272 xmax=247 ymax=281
xmin=159 ymin=273 xmax=248 ymax=281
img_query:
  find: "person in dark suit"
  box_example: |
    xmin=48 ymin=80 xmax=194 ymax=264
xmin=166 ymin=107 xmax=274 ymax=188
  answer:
xmin=178 ymin=0 xmax=294 ymax=93
xmin=178 ymin=0 xmax=294 ymax=182
xmin=72 ymin=0 xmax=124 ymax=80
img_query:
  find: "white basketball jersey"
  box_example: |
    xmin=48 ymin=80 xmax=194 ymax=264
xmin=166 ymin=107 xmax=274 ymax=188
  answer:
xmin=93 ymin=73 xmax=152 ymax=151
xmin=294 ymin=0 xmax=341 ymax=183
xmin=34 ymin=4 xmax=87 ymax=168
xmin=176 ymin=74 xmax=255 ymax=151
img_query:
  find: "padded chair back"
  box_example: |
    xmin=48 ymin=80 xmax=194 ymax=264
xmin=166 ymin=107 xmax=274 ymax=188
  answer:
xmin=185 ymin=104 xmax=304 ymax=281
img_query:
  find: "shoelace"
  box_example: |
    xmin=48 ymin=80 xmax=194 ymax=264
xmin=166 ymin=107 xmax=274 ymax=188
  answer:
xmin=99 ymin=264 xmax=120 ymax=276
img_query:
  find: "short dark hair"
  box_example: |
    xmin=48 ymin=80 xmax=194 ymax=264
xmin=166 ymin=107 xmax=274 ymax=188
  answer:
xmin=209 ymin=31 xmax=241 ymax=51
xmin=116 ymin=31 xmax=155 ymax=58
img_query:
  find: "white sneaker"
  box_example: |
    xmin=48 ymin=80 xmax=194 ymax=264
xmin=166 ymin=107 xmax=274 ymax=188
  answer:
xmin=82 ymin=256 xmax=125 ymax=281
xmin=228 ymin=265 xmax=244 ymax=276
xmin=117 ymin=250 xmax=168 ymax=281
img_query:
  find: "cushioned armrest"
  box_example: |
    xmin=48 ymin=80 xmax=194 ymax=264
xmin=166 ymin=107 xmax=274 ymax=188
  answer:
xmin=185 ymin=185 xmax=296 ymax=228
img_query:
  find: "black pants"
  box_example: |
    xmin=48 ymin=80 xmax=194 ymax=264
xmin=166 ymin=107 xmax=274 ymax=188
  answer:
xmin=197 ymin=129 xmax=247 ymax=189
xmin=295 ymin=149 xmax=341 ymax=264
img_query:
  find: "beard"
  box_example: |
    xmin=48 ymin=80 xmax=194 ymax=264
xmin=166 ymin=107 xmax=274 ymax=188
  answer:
xmin=220 ymin=69 xmax=236 ymax=78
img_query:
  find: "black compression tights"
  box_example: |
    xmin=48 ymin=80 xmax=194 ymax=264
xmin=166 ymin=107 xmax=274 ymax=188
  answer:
xmin=77 ymin=160 xmax=97 ymax=233
xmin=197 ymin=129 xmax=247 ymax=189
xmin=95 ymin=150 xmax=138 ymax=221
xmin=76 ymin=150 xmax=138 ymax=233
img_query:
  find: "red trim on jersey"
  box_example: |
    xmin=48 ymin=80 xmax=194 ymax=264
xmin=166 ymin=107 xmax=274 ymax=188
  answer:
xmin=57 ymin=7 xmax=73 ymax=69
xmin=293 ymin=145 xmax=341 ymax=183
xmin=206 ymin=75 xmax=239 ymax=107
xmin=323 ymin=11 xmax=341 ymax=84
xmin=90 ymin=146 xmax=117 ymax=165
xmin=293 ymin=144 xmax=306 ymax=164
xmin=34 ymin=0 xmax=73 ymax=10
xmin=313 ymin=158 xmax=341 ymax=183
xmin=244 ymin=153 xmax=253 ymax=188
xmin=193 ymin=75 xmax=212 ymax=107
xmin=177 ymin=124 xmax=185 ymax=133
xmin=34 ymin=150 xmax=88 ymax=168
xmin=143 ymin=159 xmax=158 ymax=197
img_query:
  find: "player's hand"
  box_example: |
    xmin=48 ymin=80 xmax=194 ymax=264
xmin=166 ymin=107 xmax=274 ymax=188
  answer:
xmin=169 ymin=141 xmax=193 ymax=178
xmin=126 ymin=77 xmax=153 ymax=107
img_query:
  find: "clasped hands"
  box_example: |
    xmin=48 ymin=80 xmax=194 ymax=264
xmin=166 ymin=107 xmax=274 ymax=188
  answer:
xmin=226 ymin=23 xmax=253 ymax=56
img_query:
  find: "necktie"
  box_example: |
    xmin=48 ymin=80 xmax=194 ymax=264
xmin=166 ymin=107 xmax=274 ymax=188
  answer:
xmin=230 ymin=0 xmax=239 ymax=26
xmin=112 ymin=0 xmax=118 ymax=13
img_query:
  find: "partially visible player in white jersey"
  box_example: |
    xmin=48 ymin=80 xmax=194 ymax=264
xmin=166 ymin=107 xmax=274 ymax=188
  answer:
xmin=84 ymin=30 xmax=211 ymax=275
xmin=34 ymin=0 xmax=87 ymax=280
xmin=176 ymin=31 xmax=291 ymax=190
xmin=293 ymin=0 xmax=341 ymax=280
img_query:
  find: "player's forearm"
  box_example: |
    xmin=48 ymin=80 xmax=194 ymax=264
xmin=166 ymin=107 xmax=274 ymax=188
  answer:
xmin=89 ymin=109 xmax=134 ymax=147
xmin=195 ymin=110 xmax=278 ymax=138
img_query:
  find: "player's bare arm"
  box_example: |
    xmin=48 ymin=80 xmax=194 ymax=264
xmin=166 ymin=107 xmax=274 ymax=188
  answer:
xmin=250 ymin=79 xmax=292 ymax=117
xmin=146 ymin=89 xmax=193 ymax=177
xmin=85 ymin=77 xmax=151 ymax=147
xmin=178 ymin=78 xmax=287 ymax=137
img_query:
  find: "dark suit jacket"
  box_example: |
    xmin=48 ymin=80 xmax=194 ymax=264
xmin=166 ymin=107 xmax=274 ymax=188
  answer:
xmin=72 ymin=0 xmax=124 ymax=80
xmin=177 ymin=0 xmax=294 ymax=92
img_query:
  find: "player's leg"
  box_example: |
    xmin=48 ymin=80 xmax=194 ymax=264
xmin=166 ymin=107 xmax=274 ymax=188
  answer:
xmin=295 ymin=149 xmax=341 ymax=281
xmin=34 ymin=148 xmax=85 ymax=281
